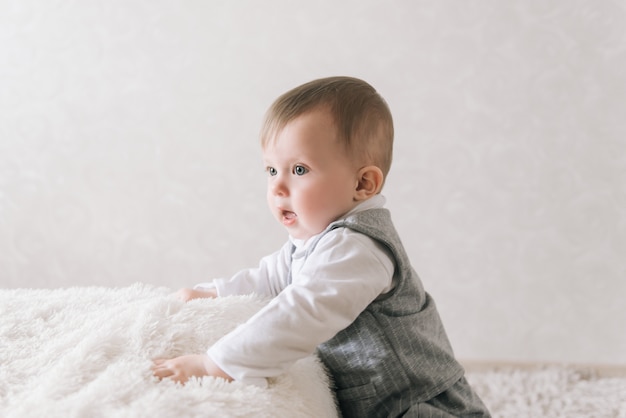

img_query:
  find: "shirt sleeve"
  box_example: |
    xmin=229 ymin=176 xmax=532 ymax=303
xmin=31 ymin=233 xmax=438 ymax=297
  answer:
xmin=196 ymin=240 xmax=293 ymax=298
xmin=207 ymin=228 xmax=395 ymax=386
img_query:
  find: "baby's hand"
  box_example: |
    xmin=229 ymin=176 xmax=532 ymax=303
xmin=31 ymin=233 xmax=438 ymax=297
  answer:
xmin=151 ymin=354 xmax=233 ymax=384
xmin=174 ymin=287 xmax=217 ymax=302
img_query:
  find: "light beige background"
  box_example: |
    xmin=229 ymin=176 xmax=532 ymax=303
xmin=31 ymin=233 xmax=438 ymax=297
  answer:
xmin=1 ymin=1 xmax=625 ymax=366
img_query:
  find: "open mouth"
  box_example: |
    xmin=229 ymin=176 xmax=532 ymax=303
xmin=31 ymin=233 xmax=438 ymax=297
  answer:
xmin=281 ymin=210 xmax=297 ymax=225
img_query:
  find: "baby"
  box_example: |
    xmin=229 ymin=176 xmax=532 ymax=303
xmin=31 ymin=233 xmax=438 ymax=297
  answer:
xmin=152 ymin=76 xmax=490 ymax=417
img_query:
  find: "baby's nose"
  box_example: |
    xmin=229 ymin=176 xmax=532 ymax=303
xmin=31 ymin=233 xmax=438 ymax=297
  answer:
xmin=271 ymin=179 xmax=288 ymax=196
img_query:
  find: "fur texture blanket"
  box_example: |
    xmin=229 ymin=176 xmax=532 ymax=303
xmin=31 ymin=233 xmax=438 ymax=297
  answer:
xmin=0 ymin=284 xmax=339 ymax=418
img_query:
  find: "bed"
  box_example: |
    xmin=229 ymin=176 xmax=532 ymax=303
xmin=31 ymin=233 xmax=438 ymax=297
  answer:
xmin=0 ymin=284 xmax=339 ymax=417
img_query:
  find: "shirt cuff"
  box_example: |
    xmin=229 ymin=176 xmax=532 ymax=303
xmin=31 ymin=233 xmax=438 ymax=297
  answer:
xmin=193 ymin=282 xmax=216 ymax=290
xmin=207 ymin=347 xmax=269 ymax=388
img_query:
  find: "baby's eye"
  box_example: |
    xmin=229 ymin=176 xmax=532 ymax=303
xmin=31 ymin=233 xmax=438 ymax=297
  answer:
xmin=267 ymin=167 xmax=277 ymax=176
xmin=293 ymin=165 xmax=309 ymax=176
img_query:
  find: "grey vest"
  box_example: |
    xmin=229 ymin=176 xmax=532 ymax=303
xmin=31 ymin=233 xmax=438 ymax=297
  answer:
xmin=299 ymin=208 xmax=484 ymax=417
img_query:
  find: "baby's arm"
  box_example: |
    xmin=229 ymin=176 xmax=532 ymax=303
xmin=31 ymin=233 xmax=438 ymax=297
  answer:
xmin=156 ymin=243 xmax=292 ymax=384
xmin=175 ymin=243 xmax=292 ymax=302
xmin=206 ymin=230 xmax=394 ymax=385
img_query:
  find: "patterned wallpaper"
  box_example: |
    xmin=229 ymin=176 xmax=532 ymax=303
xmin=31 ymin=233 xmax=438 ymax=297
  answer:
xmin=1 ymin=1 xmax=625 ymax=365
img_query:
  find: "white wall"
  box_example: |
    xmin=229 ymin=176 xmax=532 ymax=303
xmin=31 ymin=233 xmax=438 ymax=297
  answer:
xmin=1 ymin=0 xmax=625 ymax=366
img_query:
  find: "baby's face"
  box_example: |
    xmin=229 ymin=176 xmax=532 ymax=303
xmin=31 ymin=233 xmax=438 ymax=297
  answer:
xmin=263 ymin=108 xmax=359 ymax=240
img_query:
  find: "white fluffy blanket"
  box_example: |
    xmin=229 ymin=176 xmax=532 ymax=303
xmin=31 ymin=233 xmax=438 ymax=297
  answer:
xmin=0 ymin=284 xmax=339 ymax=418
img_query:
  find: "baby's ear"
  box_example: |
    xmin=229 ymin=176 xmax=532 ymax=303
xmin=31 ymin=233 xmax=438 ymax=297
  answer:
xmin=354 ymin=166 xmax=384 ymax=201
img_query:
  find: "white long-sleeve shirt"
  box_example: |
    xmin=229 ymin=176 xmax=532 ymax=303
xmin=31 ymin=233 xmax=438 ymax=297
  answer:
xmin=196 ymin=195 xmax=395 ymax=387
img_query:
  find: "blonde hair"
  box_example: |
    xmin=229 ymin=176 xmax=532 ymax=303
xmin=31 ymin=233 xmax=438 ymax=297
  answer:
xmin=260 ymin=76 xmax=394 ymax=178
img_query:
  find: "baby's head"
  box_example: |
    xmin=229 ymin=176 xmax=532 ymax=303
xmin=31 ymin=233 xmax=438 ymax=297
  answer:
xmin=261 ymin=76 xmax=394 ymax=182
xmin=260 ymin=77 xmax=395 ymax=240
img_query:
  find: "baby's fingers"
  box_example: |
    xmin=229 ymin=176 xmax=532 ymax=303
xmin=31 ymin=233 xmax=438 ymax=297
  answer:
xmin=151 ymin=359 xmax=173 ymax=379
